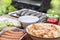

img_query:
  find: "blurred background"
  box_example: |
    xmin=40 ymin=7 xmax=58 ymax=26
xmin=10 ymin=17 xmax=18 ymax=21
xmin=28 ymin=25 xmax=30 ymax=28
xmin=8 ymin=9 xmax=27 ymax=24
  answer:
xmin=12 ymin=0 xmax=51 ymax=13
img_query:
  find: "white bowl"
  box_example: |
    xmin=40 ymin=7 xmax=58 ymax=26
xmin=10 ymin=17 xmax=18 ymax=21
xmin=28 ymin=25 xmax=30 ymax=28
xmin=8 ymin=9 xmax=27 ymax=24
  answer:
xmin=18 ymin=16 xmax=39 ymax=28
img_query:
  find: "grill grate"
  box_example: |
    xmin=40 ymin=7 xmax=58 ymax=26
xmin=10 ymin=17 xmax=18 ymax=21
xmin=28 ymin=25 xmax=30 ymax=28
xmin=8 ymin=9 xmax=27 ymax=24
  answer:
xmin=9 ymin=9 xmax=46 ymax=23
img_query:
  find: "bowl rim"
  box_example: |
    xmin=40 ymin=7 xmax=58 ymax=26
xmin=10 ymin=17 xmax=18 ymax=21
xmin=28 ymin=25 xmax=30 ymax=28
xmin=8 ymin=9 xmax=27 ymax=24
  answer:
xmin=26 ymin=23 xmax=60 ymax=39
xmin=18 ymin=16 xmax=39 ymax=23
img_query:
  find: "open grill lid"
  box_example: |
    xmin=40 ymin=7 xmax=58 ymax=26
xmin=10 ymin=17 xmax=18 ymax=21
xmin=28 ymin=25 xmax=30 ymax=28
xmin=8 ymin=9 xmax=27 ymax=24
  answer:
xmin=12 ymin=0 xmax=41 ymax=6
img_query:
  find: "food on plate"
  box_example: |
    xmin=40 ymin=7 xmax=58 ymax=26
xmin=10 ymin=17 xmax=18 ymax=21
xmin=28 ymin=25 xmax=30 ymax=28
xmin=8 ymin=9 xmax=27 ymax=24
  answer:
xmin=0 ymin=17 xmax=21 ymax=32
xmin=26 ymin=23 xmax=60 ymax=38
xmin=0 ymin=18 xmax=21 ymax=28
xmin=0 ymin=29 xmax=25 ymax=40
xmin=46 ymin=18 xmax=59 ymax=24
xmin=4 ymin=20 xmax=20 ymax=27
